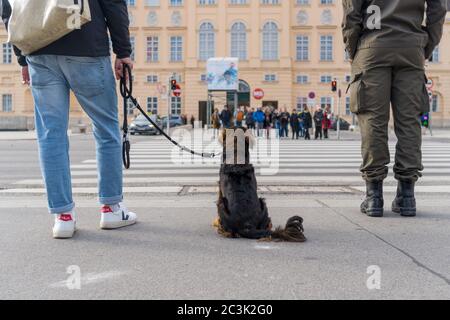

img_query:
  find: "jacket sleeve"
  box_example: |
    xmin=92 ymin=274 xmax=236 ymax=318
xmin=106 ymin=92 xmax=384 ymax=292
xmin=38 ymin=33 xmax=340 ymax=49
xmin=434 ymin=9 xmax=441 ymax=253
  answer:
xmin=98 ymin=0 xmax=132 ymax=59
xmin=341 ymin=0 xmax=364 ymax=60
xmin=424 ymin=0 xmax=447 ymax=59
xmin=1 ymin=0 xmax=27 ymax=66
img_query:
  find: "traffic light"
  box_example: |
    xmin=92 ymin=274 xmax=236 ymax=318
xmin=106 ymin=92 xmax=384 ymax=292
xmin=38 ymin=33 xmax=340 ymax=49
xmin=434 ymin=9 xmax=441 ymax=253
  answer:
xmin=170 ymin=79 xmax=177 ymax=91
xmin=421 ymin=113 xmax=429 ymax=128
xmin=331 ymin=80 xmax=337 ymax=92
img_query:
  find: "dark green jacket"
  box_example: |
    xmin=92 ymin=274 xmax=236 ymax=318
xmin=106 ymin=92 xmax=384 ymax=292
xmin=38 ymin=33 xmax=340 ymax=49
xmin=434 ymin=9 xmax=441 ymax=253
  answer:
xmin=342 ymin=0 xmax=447 ymax=60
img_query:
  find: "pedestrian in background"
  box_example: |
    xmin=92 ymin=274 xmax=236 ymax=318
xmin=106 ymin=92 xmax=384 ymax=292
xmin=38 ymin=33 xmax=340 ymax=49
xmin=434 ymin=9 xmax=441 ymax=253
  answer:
xmin=211 ymin=108 xmax=221 ymax=137
xmin=302 ymin=106 xmax=312 ymax=140
xmin=245 ymin=107 xmax=255 ymax=130
xmin=2 ymin=0 xmax=138 ymax=238
xmin=253 ymin=107 xmax=265 ymax=137
xmin=272 ymin=108 xmax=281 ymax=139
xmin=298 ymin=108 xmax=305 ymax=137
xmin=322 ymin=106 xmax=332 ymax=139
xmin=313 ymin=106 xmax=324 ymax=140
xmin=279 ymin=108 xmax=290 ymax=138
xmin=235 ymin=106 xmax=245 ymax=127
xmin=343 ymin=0 xmax=447 ymax=217
xmin=290 ymin=109 xmax=300 ymax=140
xmin=219 ymin=105 xmax=231 ymax=128
xmin=264 ymin=107 xmax=273 ymax=139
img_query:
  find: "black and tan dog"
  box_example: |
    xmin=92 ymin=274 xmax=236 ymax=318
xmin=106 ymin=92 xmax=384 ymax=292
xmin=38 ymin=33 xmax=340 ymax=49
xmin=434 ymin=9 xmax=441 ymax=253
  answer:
xmin=214 ymin=127 xmax=306 ymax=242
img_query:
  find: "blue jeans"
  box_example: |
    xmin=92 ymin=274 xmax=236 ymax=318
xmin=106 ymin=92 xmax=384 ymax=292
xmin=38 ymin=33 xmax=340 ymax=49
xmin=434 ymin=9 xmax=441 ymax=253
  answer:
xmin=27 ymin=55 xmax=123 ymax=214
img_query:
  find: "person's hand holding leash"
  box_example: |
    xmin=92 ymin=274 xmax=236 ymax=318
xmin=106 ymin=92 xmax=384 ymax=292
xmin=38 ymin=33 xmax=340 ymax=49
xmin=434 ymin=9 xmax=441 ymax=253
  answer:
xmin=115 ymin=57 xmax=133 ymax=80
xmin=21 ymin=66 xmax=30 ymax=85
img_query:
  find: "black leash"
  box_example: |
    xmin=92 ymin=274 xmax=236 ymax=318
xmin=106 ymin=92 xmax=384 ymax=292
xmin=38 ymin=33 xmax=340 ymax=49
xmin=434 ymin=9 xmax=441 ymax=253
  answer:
xmin=120 ymin=64 xmax=218 ymax=169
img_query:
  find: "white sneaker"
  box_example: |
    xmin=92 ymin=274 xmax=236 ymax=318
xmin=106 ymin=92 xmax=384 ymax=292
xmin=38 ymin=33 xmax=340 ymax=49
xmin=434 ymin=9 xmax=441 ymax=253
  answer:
xmin=100 ymin=203 xmax=137 ymax=230
xmin=53 ymin=212 xmax=76 ymax=239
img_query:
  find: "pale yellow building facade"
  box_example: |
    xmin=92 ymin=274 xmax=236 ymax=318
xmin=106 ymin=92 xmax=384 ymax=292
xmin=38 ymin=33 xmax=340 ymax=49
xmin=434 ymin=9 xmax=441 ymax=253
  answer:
xmin=1 ymin=0 xmax=450 ymax=129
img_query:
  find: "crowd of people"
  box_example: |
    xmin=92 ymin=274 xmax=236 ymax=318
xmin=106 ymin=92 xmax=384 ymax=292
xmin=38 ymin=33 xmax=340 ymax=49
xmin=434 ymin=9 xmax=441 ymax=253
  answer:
xmin=211 ymin=105 xmax=333 ymax=140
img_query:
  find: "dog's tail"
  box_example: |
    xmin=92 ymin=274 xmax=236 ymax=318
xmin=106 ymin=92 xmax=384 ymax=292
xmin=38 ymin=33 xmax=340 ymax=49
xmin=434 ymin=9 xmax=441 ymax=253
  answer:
xmin=270 ymin=216 xmax=306 ymax=242
xmin=237 ymin=216 xmax=306 ymax=242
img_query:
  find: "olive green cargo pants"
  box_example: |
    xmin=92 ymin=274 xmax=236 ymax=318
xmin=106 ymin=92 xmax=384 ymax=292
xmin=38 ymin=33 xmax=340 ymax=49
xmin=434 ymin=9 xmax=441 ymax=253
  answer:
xmin=349 ymin=47 xmax=430 ymax=182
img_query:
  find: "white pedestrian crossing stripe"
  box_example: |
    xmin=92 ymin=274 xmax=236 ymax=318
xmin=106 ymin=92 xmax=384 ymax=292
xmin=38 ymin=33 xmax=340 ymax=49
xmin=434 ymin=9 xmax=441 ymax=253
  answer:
xmin=4 ymin=138 xmax=450 ymax=195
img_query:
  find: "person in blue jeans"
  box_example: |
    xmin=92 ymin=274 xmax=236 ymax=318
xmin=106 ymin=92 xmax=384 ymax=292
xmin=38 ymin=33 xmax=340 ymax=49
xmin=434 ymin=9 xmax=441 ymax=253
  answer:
xmin=3 ymin=0 xmax=138 ymax=239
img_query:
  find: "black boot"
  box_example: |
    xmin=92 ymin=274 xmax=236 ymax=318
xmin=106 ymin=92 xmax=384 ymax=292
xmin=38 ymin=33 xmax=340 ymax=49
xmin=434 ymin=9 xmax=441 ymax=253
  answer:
xmin=360 ymin=180 xmax=384 ymax=217
xmin=392 ymin=180 xmax=416 ymax=217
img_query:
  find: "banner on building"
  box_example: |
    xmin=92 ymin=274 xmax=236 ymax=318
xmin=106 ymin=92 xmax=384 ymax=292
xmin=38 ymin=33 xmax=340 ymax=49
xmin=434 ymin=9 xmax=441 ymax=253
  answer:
xmin=206 ymin=57 xmax=239 ymax=91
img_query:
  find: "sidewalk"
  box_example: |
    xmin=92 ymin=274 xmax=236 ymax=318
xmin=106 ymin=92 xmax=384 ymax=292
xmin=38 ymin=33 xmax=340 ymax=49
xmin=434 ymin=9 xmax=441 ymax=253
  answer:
xmin=0 ymin=130 xmax=37 ymax=140
xmin=0 ymin=193 xmax=449 ymax=299
xmin=0 ymin=130 xmax=74 ymax=140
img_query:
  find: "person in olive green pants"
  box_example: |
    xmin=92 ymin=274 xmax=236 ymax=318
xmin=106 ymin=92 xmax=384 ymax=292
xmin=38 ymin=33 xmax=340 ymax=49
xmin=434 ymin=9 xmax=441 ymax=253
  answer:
xmin=342 ymin=0 xmax=447 ymax=217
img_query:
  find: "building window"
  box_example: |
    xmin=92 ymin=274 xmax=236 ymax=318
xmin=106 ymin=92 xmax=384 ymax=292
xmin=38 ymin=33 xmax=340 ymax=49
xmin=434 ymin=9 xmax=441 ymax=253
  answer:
xmin=147 ymin=97 xmax=158 ymax=114
xmin=170 ymin=0 xmax=183 ymax=6
xmin=231 ymin=22 xmax=247 ymax=60
xmin=264 ymin=74 xmax=277 ymax=82
xmin=170 ymin=36 xmax=183 ymax=62
xmin=2 ymin=94 xmax=12 ymax=112
xmin=261 ymin=0 xmax=279 ymax=4
xmin=320 ymin=97 xmax=332 ymax=109
xmin=296 ymin=75 xmax=309 ymax=84
xmin=130 ymin=36 xmax=135 ymax=61
xmin=320 ymin=0 xmax=333 ymax=4
xmin=296 ymin=35 xmax=309 ymax=61
xmin=431 ymin=47 xmax=440 ymax=63
xmin=199 ymin=22 xmax=215 ymax=60
xmin=171 ymin=96 xmax=182 ymax=115
xmin=262 ymin=22 xmax=279 ymax=60
xmin=146 ymin=0 xmax=160 ymax=6
xmin=229 ymin=0 xmax=247 ymax=4
xmin=172 ymin=73 xmax=183 ymax=83
xmin=431 ymin=95 xmax=439 ymax=112
xmin=199 ymin=0 xmax=216 ymax=4
xmin=297 ymin=0 xmax=310 ymax=4
xmin=147 ymin=36 xmax=159 ymax=62
xmin=320 ymin=35 xmax=333 ymax=61
xmin=126 ymin=0 xmax=136 ymax=6
xmin=147 ymin=74 xmax=159 ymax=83
xmin=345 ymin=97 xmax=351 ymax=115
xmin=320 ymin=75 xmax=332 ymax=83
xmin=200 ymin=74 xmax=207 ymax=82
xmin=2 ymin=43 xmax=12 ymax=64
xmin=296 ymin=97 xmax=308 ymax=110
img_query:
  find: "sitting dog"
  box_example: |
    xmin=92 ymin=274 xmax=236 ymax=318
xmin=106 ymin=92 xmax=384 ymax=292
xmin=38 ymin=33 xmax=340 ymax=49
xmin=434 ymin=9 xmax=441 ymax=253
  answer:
xmin=214 ymin=127 xmax=306 ymax=242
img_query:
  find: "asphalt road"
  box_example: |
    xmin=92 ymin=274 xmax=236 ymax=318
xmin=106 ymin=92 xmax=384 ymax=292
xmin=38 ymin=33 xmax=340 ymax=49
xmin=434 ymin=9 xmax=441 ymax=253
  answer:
xmin=0 ymin=132 xmax=449 ymax=299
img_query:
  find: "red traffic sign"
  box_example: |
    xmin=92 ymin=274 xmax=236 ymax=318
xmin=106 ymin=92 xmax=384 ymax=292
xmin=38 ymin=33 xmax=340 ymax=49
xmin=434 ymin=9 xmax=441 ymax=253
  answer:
xmin=172 ymin=84 xmax=181 ymax=97
xmin=308 ymin=92 xmax=316 ymax=99
xmin=253 ymin=88 xmax=264 ymax=100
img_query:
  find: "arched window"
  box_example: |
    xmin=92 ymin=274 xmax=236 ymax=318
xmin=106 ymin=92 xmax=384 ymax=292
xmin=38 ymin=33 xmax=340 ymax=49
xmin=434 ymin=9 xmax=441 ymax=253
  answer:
xmin=231 ymin=22 xmax=247 ymax=60
xmin=262 ymin=22 xmax=278 ymax=60
xmin=199 ymin=22 xmax=215 ymax=60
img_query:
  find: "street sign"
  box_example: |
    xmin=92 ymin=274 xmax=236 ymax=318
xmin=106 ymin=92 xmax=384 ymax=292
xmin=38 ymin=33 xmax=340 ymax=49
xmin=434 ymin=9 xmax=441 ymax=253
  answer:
xmin=173 ymin=84 xmax=181 ymax=97
xmin=253 ymin=88 xmax=264 ymax=100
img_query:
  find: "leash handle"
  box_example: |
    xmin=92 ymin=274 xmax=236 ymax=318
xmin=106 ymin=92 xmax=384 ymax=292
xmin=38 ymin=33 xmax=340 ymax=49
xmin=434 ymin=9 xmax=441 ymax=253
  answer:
xmin=120 ymin=64 xmax=133 ymax=169
xmin=119 ymin=63 xmax=219 ymax=169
